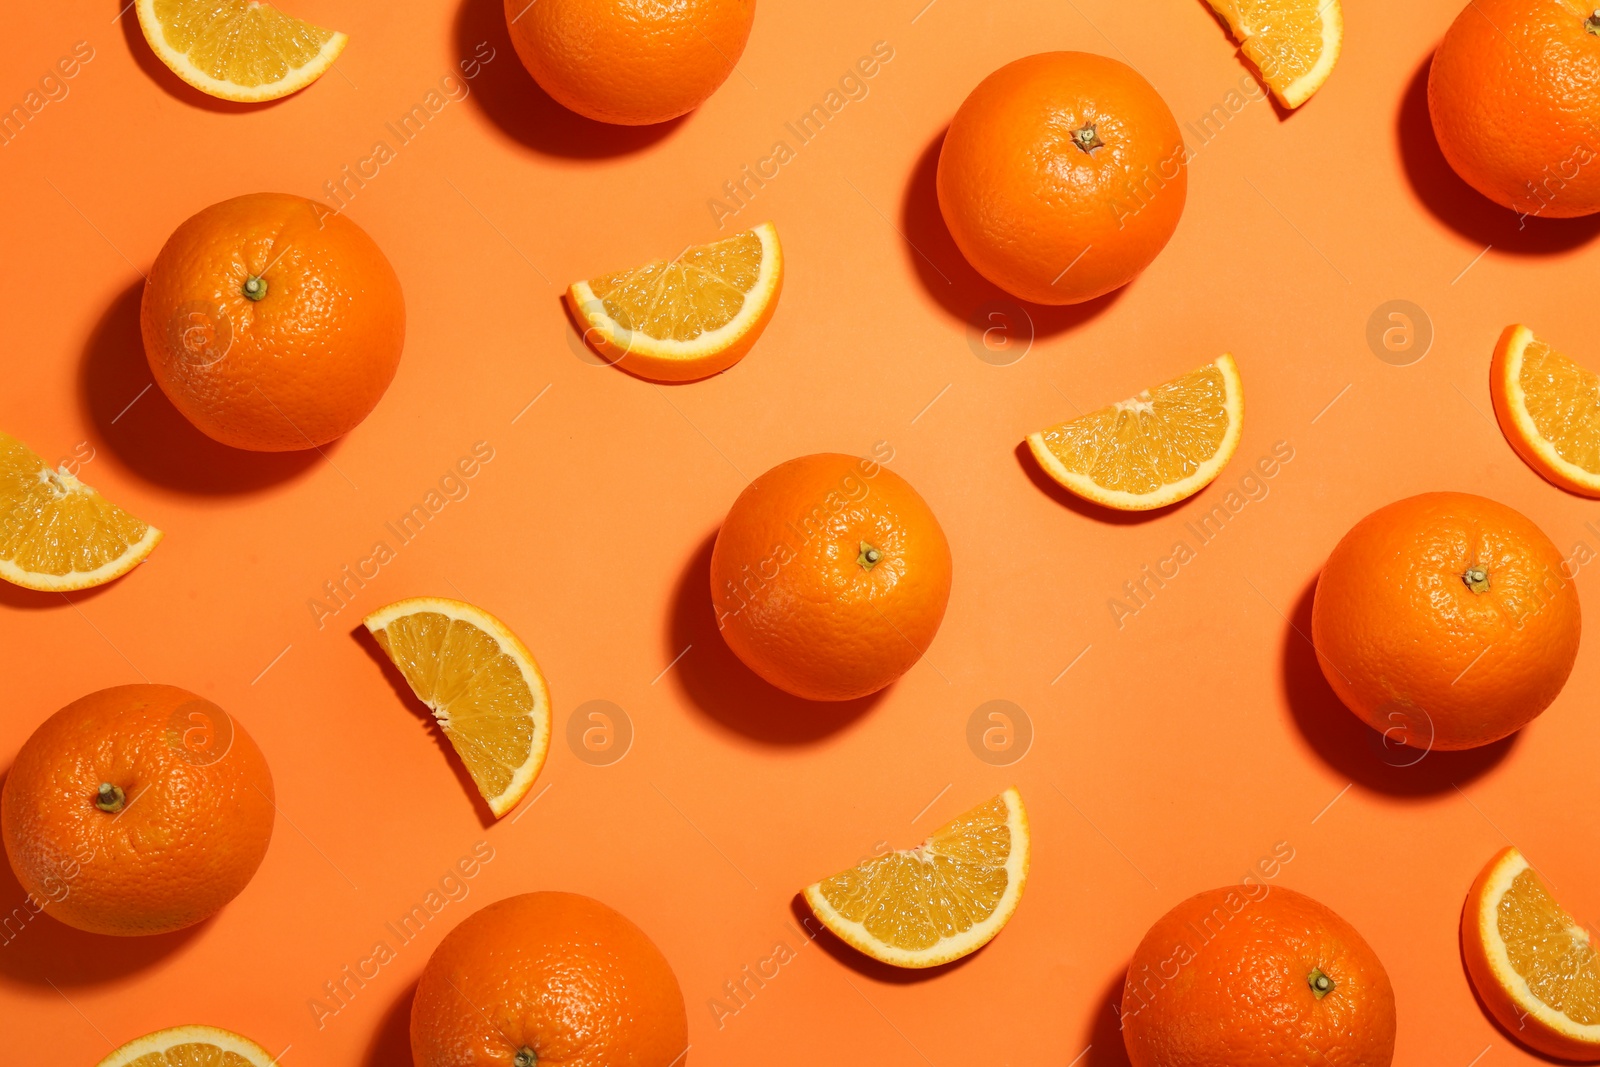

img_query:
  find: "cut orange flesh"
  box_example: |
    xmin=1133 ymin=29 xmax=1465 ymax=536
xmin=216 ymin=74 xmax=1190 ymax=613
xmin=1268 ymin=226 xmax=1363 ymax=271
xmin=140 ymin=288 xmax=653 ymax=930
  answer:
xmin=803 ymin=787 xmax=1029 ymax=968
xmin=566 ymin=222 xmax=783 ymax=382
xmin=136 ymin=0 xmax=347 ymax=103
xmin=1026 ymin=353 xmax=1244 ymax=510
xmin=1491 ymin=324 xmax=1600 ymax=497
xmin=98 ymin=1024 xmax=278 ymax=1066
xmin=0 ymin=431 xmax=161 ymax=591
xmin=364 ymin=598 xmax=552 ymax=818
xmin=1203 ymin=0 xmax=1343 ymax=108
xmin=1462 ymin=847 xmax=1600 ymax=1060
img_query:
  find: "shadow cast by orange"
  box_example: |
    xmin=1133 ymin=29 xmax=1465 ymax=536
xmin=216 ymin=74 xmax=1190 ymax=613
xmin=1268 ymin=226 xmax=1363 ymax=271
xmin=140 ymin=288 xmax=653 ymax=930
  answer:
xmin=453 ymin=0 xmax=686 ymax=159
xmin=1084 ymin=967 xmax=1133 ymax=1067
xmin=1013 ymin=441 xmax=1187 ymax=528
xmin=1396 ymin=54 xmax=1600 ymax=255
xmin=1280 ymin=575 xmax=1515 ymax=797
xmin=665 ymin=531 xmax=883 ymax=745
xmin=0 ymin=772 xmax=210 ymax=987
xmin=785 ymin=894 xmax=978 ymax=986
xmin=899 ymin=128 xmax=1124 ymax=336
xmin=360 ymin=978 xmax=418 ymax=1067
xmin=79 ymin=281 xmax=322 ymax=495
xmin=349 ymin=625 xmax=499 ymax=830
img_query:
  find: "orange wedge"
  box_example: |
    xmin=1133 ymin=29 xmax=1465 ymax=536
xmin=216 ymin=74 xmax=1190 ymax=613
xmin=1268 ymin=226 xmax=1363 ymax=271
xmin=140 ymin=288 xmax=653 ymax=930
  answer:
xmin=364 ymin=598 xmax=552 ymax=818
xmin=1462 ymin=847 xmax=1600 ymax=1060
xmin=803 ymin=787 xmax=1029 ymax=968
xmin=0 ymin=431 xmax=161 ymax=591
xmin=1491 ymin=324 xmax=1600 ymax=497
xmin=1026 ymin=353 xmax=1244 ymax=510
xmin=1203 ymin=0 xmax=1343 ymax=108
xmin=99 ymin=1024 xmax=278 ymax=1067
xmin=567 ymin=222 xmax=783 ymax=382
xmin=136 ymin=0 xmax=347 ymax=103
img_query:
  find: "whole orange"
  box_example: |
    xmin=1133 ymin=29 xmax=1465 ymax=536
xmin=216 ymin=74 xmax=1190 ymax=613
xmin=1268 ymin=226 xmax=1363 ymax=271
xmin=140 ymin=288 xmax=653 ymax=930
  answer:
xmin=709 ymin=453 xmax=953 ymax=702
xmin=1312 ymin=492 xmax=1580 ymax=751
xmin=1122 ymin=886 xmax=1397 ymax=1067
xmin=505 ymin=0 xmax=755 ymax=126
xmin=1 ymin=684 xmax=275 ymax=936
xmin=141 ymin=192 xmax=405 ymax=452
xmin=1429 ymin=0 xmax=1600 ymax=218
xmin=937 ymin=51 xmax=1187 ymax=305
xmin=411 ymin=892 xmax=687 ymax=1067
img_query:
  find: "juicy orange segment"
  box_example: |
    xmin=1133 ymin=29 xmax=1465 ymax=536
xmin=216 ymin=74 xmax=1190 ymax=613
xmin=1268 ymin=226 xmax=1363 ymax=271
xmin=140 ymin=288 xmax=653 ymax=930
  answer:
xmin=1491 ymin=324 xmax=1600 ymax=497
xmin=364 ymin=598 xmax=552 ymax=818
xmin=567 ymin=222 xmax=783 ymax=382
xmin=136 ymin=0 xmax=347 ymax=103
xmin=1026 ymin=353 xmax=1244 ymax=510
xmin=0 ymin=431 xmax=161 ymax=591
xmin=1463 ymin=847 xmax=1600 ymax=1059
xmin=803 ymin=787 xmax=1029 ymax=968
xmin=1203 ymin=0 xmax=1343 ymax=108
xmin=98 ymin=1025 xmax=278 ymax=1067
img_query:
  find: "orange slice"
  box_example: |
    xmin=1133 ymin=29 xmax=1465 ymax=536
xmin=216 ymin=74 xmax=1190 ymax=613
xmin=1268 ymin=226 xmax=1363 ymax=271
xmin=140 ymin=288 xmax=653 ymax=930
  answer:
xmin=566 ymin=222 xmax=783 ymax=382
xmin=1491 ymin=324 xmax=1600 ymax=497
xmin=1463 ymin=847 xmax=1600 ymax=1060
xmin=0 ymin=431 xmax=161 ymax=591
xmin=1026 ymin=353 xmax=1244 ymax=511
xmin=363 ymin=598 xmax=552 ymax=818
xmin=803 ymin=787 xmax=1029 ymax=968
xmin=98 ymin=1024 xmax=278 ymax=1066
xmin=136 ymin=0 xmax=347 ymax=103
xmin=1203 ymin=0 xmax=1343 ymax=108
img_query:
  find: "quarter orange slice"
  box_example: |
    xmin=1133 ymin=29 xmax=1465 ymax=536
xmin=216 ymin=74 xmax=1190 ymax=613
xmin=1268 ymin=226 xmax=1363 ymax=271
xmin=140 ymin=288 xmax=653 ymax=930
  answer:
xmin=136 ymin=0 xmax=347 ymax=103
xmin=0 ymin=431 xmax=161 ymax=591
xmin=803 ymin=787 xmax=1029 ymax=968
xmin=1026 ymin=353 xmax=1244 ymax=511
xmin=98 ymin=1024 xmax=278 ymax=1067
xmin=566 ymin=222 xmax=783 ymax=382
xmin=1491 ymin=324 xmax=1600 ymax=497
xmin=1462 ymin=847 xmax=1600 ymax=1060
xmin=1203 ymin=0 xmax=1343 ymax=108
xmin=364 ymin=598 xmax=552 ymax=818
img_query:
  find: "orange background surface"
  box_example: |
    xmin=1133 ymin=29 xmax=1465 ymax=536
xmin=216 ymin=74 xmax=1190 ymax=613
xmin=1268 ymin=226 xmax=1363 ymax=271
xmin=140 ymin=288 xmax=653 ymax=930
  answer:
xmin=4 ymin=0 xmax=1599 ymax=1063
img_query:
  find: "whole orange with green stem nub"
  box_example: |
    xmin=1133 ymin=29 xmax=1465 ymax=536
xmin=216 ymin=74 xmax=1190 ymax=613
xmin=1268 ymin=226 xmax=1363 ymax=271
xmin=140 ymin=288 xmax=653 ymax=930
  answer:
xmin=411 ymin=892 xmax=687 ymax=1067
xmin=710 ymin=453 xmax=953 ymax=702
xmin=505 ymin=0 xmax=756 ymax=126
xmin=1312 ymin=492 xmax=1580 ymax=751
xmin=1122 ymin=886 xmax=1396 ymax=1066
xmin=937 ymin=51 xmax=1187 ymax=305
xmin=1 ymin=684 xmax=275 ymax=936
xmin=141 ymin=192 xmax=405 ymax=452
xmin=1429 ymin=0 xmax=1600 ymax=218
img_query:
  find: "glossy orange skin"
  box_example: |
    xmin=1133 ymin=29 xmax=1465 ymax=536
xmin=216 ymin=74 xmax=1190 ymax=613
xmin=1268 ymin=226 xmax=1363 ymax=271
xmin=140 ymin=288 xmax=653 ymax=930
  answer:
xmin=1122 ymin=886 xmax=1397 ymax=1067
xmin=411 ymin=892 xmax=687 ymax=1067
xmin=1312 ymin=493 xmax=1580 ymax=751
xmin=1 ymin=684 xmax=275 ymax=936
xmin=1429 ymin=0 xmax=1600 ymax=218
xmin=505 ymin=0 xmax=755 ymax=126
xmin=710 ymin=454 xmax=953 ymax=702
xmin=141 ymin=192 xmax=405 ymax=452
xmin=937 ymin=51 xmax=1187 ymax=305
